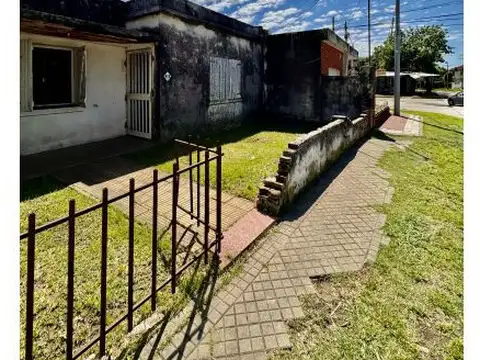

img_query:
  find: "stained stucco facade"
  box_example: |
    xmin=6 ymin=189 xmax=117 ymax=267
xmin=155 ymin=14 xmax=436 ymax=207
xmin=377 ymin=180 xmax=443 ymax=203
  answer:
xmin=126 ymin=7 xmax=265 ymax=141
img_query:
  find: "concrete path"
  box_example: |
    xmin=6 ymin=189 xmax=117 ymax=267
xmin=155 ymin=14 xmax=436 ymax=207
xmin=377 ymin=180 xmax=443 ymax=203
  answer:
xmin=380 ymin=114 xmax=423 ymax=136
xmin=377 ymin=94 xmax=464 ymax=118
xmin=138 ymin=137 xmax=394 ymax=360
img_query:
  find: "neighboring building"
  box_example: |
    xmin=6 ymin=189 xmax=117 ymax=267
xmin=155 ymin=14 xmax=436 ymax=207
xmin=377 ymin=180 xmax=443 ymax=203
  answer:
xmin=376 ymin=71 xmax=440 ymax=95
xmin=20 ymin=0 xmax=361 ymax=156
xmin=450 ymin=65 xmax=463 ymax=89
xmin=265 ymin=29 xmax=363 ymax=123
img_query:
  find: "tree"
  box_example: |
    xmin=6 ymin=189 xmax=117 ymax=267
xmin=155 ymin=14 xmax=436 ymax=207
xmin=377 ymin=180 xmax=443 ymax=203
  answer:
xmin=373 ymin=25 xmax=452 ymax=73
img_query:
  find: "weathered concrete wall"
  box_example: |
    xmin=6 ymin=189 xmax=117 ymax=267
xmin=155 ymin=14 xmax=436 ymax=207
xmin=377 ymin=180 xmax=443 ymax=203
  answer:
xmin=320 ymin=75 xmax=370 ymax=124
xmin=265 ymin=29 xmax=365 ymax=124
xmin=257 ymin=114 xmax=372 ymax=215
xmin=20 ymin=34 xmax=128 ymax=155
xmin=126 ymin=11 xmax=264 ymax=141
xmin=264 ymin=31 xmax=321 ymax=122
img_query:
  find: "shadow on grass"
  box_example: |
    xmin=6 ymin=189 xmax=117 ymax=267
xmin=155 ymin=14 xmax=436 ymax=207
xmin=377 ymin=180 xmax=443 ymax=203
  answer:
xmin=20 ymin=176 xmax=67 ymax=202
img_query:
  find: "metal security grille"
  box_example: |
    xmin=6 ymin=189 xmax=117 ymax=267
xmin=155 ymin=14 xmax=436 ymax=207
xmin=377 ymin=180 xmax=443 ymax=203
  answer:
xmin=127 ymin=50 xmax=152 ymax=139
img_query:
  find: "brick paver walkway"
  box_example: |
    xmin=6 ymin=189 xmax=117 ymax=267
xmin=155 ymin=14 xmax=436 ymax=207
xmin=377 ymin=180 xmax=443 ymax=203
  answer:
xmin=54 ymin=156 xmax=254 ymax=232
xmin=135 ymin=137 xmax=394 ymax=360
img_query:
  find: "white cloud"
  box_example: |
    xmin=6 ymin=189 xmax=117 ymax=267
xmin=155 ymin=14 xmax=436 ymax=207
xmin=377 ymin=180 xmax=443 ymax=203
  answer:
xmin=326 ymin=10 xmax=341 ymax=17
xmin=230 ymin=0 xmax=285 ymax=22
xmin=191 ymin=0 xmax=249 ymax=13
xmin=314 ymin=17 xmax=331 ymax=24
xmin=351 ymin=10 xmax=363 ymax=19
xmin=274 ymin=21 xmax=311 ymax=34
xmin=260 ymin=7 xmax=300 ymax=29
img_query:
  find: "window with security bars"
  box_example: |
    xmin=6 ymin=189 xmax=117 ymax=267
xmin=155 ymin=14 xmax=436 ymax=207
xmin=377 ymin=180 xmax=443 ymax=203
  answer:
xmin=209 ymin=57 xmax=242 ymax=103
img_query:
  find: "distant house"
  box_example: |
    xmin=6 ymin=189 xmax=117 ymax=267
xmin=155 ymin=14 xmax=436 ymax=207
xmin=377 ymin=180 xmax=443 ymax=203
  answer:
xmin=20 ymin=0 xmax=363 ymax=156
xmin=450 ymin=65 xmax=463 ymax=89
xmin=376 ymin=71 xmax=439 ymax=95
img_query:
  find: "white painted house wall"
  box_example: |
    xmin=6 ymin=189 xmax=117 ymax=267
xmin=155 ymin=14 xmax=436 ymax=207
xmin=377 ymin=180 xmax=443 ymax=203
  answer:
xmin=20 ymin=33 xmax=128 ymax=155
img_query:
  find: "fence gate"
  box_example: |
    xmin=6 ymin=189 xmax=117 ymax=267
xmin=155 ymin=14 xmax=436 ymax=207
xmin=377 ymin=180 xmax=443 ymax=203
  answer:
xmin=126 ymin=49 xmax=152 ymax=139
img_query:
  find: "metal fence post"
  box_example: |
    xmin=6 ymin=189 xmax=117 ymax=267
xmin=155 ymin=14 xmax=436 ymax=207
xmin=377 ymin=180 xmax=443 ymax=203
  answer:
xmin=216 ymin=144 xmax=222 ymax=255
xmin=171 ymin=162 xmax=179 ymax=294
xmin=204 ymin=150 xmax=210 ymax=264
xmin=128 ymin=179 xmax=135 ymax=331
xmin=25 ymin=213 xmax=36 ymax=360
xmin=66 ymin=200 xmax=76 ymax=360
xmin=188 ymin=135 xmax=193 ymax=219
xmin=151 ymin=169 xmax=158 ymax=311
xmin=196 ymin=149 xmax=201 ymax=226
xmin=99 ymin=188 xmax=109 ymax=356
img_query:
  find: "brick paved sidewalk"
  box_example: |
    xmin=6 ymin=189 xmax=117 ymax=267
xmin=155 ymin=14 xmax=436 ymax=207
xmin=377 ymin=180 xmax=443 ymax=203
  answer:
xmin=133 ymin=137 xmax=394 ymax=360
xmin=53 ymin=156 xmax=254 ymax=232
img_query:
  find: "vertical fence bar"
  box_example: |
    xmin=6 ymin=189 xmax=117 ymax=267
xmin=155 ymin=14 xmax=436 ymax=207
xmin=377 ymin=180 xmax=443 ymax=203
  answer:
xmin=25 ymin=213 xmax=36 ymax=360
xmin=216 ymin=144 xmax=222 ymax=255
xmin=171 ymin=162 xmax=179 ymax=294
xmin=128 ymin=179 xmax=135 ymax=332
xmin=66 ymin=200 xmax=76 ymax=360
xmin=99 ymin=188 xmax=108 ymax=357
xmin=204 ymin=150 xmax=210 ymax=264
xmin=188 ymin=135 xmax=193 ymax=219
xmin=151 ymin=170 xmax=158 ymax=311
xmin=196 ymin=149 xmax=201 ymax=226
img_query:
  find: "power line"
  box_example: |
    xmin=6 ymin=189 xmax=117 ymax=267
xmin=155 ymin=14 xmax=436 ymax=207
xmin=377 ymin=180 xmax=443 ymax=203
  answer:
xmin=349 ymin=13 xmax=463 ymax=28
xmin=401 ymin=1 xmax=461 ymax=14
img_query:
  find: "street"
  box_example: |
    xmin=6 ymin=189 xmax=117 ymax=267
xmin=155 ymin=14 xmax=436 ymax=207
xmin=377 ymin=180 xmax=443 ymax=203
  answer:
xmin=376 ymin=94 xmax=464 ymax=118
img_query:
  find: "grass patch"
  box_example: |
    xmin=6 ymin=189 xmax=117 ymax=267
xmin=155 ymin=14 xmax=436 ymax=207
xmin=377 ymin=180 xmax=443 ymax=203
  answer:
xmin=126 ymin=121 xmax=317 ymax=200
xmin=270 ymin=111 xmax=463 ymax=360
xmin=20 ymin=178 xmax=215 ymax=360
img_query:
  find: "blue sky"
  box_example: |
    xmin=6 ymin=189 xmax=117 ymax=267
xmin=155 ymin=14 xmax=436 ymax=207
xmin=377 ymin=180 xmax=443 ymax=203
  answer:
xmin=190 ymin=0 xmax=464 ymax=67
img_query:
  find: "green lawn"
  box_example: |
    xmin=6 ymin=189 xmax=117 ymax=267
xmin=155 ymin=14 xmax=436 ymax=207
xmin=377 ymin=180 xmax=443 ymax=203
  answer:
xmin=20 ymin=178 xmax=211 ymax=360
xmin=270 ymin=111 xmax=463 ymax=360
xmin=126 ymin=121 xmax=317 ymax=200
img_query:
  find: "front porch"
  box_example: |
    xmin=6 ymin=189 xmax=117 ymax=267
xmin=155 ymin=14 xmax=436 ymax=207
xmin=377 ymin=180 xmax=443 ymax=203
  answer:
xmin=20 ymin=10 xmax=157 ymax=156
xmin=20 ymin=135 xmax=154 ymax=181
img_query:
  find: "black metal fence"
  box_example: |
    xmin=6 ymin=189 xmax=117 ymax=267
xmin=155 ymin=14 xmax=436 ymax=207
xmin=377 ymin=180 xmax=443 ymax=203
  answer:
xmin=20 ymin=139 xmax=223 ymax=360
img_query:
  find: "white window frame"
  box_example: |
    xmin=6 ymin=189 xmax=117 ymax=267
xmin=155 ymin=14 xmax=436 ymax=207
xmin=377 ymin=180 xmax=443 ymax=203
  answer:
xmin=20 ymin=40 xmax=87 ymax=115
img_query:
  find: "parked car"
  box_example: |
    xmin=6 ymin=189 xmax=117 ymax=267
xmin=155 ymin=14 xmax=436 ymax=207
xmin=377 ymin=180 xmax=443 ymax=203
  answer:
xmin=448 ymin=91 xmax=464 ymax=106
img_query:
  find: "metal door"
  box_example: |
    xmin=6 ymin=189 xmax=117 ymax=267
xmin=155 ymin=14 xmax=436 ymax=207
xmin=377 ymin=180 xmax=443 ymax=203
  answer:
xmin=126 ymin=50 xmax=152 ymax=139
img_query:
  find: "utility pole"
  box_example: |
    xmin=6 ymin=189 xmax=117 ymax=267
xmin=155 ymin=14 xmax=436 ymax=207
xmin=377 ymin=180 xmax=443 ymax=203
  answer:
xmin=445 ymin=61 xmax=449 ymax=89
xmin=368 ymin=0 xmax=373 ymax=127
xmin=394 ymin=0 xmax=401 ymax=115
xmin=389 ymin=16 xmax=394 ymax=37
xmin=344 ymin=21 xmax=348 ymax=42
xmin=332 ymin=16 xmax=335 ymax=32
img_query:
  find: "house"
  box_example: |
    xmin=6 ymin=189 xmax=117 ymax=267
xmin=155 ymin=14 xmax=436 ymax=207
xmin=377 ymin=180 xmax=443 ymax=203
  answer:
xmin=450 ymin=65 xmax=463 ymax=89
xmin=375 ymin=71 xmax=440 ymax=95
xmin=20 ymin=0 xmax=266 ymax=155
xmin=20 ymin=0 xmax=361 ymax=156
xmin=264 ymin=29 xmax=365 ymax=123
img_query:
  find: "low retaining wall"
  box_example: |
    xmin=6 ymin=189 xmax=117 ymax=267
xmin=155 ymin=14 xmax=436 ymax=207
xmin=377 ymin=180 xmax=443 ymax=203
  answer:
xmin=257 ymin=106 xmax=390 ymax=215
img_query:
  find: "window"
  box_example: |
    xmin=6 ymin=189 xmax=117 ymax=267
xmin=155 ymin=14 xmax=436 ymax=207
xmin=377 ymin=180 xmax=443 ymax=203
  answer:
xmin=20 ymin=40 xmax=86 ymax=112
xmin=209 ymin=57 xmax=241 ymax=103
xmin=33 ymin=47 xmax=72 ymax=107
